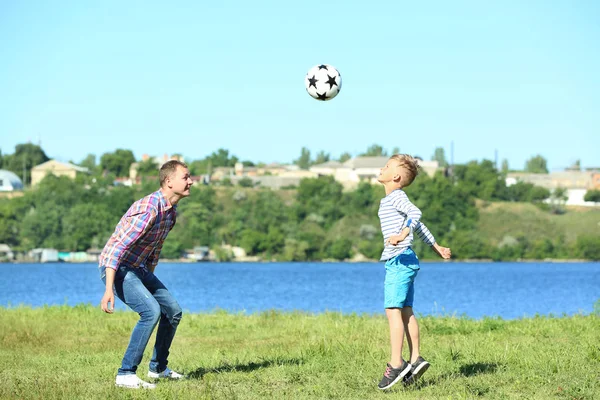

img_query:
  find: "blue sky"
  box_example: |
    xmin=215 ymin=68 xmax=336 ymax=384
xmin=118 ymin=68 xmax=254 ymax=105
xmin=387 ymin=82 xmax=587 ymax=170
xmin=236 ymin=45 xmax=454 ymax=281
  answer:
xmin=1 ymin=0 xmax=599 ymax=171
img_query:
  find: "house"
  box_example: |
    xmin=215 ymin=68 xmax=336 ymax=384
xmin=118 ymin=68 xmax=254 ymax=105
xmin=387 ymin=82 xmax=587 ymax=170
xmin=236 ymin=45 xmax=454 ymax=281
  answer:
xmin=29 ymin=248 xmax=59 ymax=263
xmin=184 ymin=246 xmax=210 ymax=261
xmin=0 ymin=244 xmax=14 ymax=261
xmin=506 ymin=170 xmax=600 ymax=207
xmin=0 ymin=170 xmax=24 ymax=191
xmin=31 ymin=160 xmax=89 ymax=186
xmin=129 ymin=154 xmax=185 ymax=181
xmin=210 ymin=163 xmax=300 ymax=182
xmin=310 ymin=156 xmax=442 ymax=189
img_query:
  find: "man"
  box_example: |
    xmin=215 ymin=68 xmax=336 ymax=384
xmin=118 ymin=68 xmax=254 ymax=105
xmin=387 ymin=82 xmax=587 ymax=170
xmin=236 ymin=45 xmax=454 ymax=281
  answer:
xmin=99 ymin=160 xmax=193 ymax=389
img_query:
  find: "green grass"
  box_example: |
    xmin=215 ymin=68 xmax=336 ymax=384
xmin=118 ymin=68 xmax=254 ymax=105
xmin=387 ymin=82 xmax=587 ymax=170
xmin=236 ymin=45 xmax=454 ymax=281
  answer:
xmin=477 ymin=202 xmax=600 ymax=245
xmin=1 ymin=305 xmax=598 ymax=399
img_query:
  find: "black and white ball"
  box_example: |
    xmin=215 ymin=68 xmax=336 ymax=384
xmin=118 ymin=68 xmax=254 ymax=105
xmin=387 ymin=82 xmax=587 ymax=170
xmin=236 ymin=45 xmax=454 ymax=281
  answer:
xmin=304 ymin=64 xmax=341 ymax=101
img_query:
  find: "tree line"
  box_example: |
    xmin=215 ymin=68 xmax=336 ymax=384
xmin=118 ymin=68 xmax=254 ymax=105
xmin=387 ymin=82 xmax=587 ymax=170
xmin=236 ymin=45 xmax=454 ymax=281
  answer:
xmin=1 ymin=143 xmax=599 ymax=261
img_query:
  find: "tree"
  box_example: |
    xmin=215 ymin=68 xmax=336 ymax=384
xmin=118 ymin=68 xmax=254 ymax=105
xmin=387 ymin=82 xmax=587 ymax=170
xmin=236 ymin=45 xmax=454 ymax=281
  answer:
xmin=432 ymin=147 xmax=448 ymax=167
xmin=136 ymin=158 xmax=159 ymax=178
xmin=360 ymin=144 xmax=387 ymax=157
xmin=238 ymin=177 xmax=254 ymax=187
xmin=2 ymin=143 xmax=50 ymax=185
xmin=100 ymin=149 xmax=135 ymax=177
xmin=62 ymin=204 xmax=113 ymax=250
xmin=549 ymin=187 xmax=568 ymax=214
xmin=584 ymin=189 xmax=600 ymax=203
xmin=453 ymin=160 xmax=507 ymax=200
xmin=338 ymin=152 xmax=351 ymax=163
xmin=501 ymin=159 xmax=509 ymax=174
xmin=327 ymin=237 xmax=353 ymax=260
xmin=314 ymin=150 xmax=330 ymax=165
xmin=294 ymin=147 xmax=311 ymax=169
xmin=524 ymin=155 xmax=548 ymax=174
xmin=79 ymin=154 xmax=97 ymax=172
xmin=208 ymin=148 xmax=238 ymax=168
xmin=575 ymin=235 xmax=600 ymax=260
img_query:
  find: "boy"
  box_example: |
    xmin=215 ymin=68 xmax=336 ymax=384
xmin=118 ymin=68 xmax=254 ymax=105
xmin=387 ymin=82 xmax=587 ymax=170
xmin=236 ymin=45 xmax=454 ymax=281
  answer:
xmin=376 ymin=154 xmax=451 ymax=390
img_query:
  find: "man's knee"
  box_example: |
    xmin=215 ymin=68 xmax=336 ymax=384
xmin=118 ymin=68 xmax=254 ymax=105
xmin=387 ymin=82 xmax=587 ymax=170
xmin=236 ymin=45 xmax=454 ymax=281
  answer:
xmin=167 ymin=302 xmax=183 ymax=327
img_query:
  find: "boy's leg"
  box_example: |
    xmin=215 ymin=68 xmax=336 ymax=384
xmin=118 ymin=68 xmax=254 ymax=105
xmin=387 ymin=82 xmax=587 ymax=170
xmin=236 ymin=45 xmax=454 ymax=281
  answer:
xmin=401 ymin=306 xmax=421 ymax=363
xmin=112 ymin=268 xmax=162 ymax=375
xmin=386 ymin=308 xmax=405 ymax=368
xmin=142 ymin=272 xmax=183 ymax=375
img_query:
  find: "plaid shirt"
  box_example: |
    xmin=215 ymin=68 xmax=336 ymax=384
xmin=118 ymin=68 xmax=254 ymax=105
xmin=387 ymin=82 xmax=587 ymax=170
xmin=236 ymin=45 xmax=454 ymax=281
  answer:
xmin=99 ymin=190 xmax=177 ymax=271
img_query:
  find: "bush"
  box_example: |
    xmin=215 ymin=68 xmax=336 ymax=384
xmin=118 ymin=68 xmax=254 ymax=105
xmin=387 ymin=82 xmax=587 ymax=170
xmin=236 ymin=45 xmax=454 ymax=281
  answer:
xmin=584 ymin=190 xmax=600 ymax=203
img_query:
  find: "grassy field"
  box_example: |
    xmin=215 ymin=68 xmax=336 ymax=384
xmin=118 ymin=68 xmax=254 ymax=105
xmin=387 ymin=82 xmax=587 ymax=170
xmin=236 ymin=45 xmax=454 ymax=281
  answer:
xmin=477 ymin=202 xmax=600 ymax=245
xmin=0 ymin=305 xmax=598 ymax=399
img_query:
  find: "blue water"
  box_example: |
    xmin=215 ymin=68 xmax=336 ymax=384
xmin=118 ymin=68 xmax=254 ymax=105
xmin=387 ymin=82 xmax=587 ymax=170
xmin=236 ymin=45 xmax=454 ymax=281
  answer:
xmin=1 ymin=262 xmax=598 ymax=319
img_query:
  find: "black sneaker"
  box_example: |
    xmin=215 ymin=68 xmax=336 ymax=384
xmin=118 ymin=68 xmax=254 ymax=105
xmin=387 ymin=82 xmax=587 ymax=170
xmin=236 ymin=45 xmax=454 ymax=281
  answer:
xmin=403 ymin=356 xmax=430 ymax=385
xmin=377 ymin=360 xmax=412 ymax=390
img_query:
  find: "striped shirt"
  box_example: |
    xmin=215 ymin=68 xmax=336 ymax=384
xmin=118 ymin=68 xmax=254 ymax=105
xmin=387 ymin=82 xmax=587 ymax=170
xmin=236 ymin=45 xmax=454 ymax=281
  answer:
xmin=99 ymin=190 xmax=177 ymax=271
xmin=378 ymin=189 xmax=436 ymax=261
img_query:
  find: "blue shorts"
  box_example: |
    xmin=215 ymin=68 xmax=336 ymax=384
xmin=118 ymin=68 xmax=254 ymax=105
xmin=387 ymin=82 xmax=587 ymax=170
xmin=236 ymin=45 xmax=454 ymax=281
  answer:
xmin=384 ymin=248 xmax=420 ymax=309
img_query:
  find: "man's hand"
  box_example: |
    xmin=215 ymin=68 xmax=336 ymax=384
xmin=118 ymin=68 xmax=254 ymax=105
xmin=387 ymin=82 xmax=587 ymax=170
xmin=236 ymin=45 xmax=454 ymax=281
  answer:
xmin=100 ymin=290 xmax=115 ymax=314
xmin=433 ymin=243 xmax=452 ymax=259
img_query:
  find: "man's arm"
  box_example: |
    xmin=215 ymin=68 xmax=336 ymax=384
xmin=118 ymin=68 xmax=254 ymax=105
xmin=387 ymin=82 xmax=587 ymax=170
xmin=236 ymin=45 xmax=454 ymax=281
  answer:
xmin=100 ymin=267 xmax=116 ymax=314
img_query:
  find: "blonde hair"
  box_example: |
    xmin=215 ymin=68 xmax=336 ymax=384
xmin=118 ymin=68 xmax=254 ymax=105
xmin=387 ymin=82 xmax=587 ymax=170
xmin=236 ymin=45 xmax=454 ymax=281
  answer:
xmin=159 ymin=160 xmax=188 ymax=187
xmin=389 ymin=154 xmax=419 ymax=186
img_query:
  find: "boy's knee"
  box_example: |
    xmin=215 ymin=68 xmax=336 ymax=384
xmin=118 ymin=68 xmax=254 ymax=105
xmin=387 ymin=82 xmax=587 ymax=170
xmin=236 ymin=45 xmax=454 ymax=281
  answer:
xmin=401 ymin=306 xmax=414 ymax=317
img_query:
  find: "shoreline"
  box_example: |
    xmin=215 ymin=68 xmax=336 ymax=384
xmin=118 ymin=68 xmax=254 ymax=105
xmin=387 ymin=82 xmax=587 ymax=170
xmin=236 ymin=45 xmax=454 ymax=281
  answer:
xmin=2 ymin=258 xmax=597 ymax=264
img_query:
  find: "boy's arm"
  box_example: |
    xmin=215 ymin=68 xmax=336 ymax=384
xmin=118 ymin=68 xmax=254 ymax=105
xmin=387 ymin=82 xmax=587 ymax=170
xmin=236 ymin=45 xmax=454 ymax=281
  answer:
xmin=414 ymin=220 xmax=452 ymax=259
xmin=392 ymin=193 xmax=422 ymax=231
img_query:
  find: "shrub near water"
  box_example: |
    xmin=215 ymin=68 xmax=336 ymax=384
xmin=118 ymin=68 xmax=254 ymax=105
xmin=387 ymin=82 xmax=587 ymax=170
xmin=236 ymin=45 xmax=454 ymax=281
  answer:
xmin=0 ymin=305 xmax=598 ymax=399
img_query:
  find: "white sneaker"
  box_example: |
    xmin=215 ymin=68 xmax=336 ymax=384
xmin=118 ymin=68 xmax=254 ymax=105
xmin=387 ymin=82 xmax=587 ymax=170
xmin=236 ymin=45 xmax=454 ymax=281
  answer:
xmin=115 ymin=374 xmax=156 ymax=389
xmin=148 ymin=367 xmax=185 ymax=379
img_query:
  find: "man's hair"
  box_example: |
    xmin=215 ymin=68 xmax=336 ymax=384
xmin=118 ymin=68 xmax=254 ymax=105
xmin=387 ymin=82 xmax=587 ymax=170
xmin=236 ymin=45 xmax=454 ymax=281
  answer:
xmin=159 ymin=160 xmax=188 ymax=187
xmin=389 ymin=154 xmax=419 ymax=187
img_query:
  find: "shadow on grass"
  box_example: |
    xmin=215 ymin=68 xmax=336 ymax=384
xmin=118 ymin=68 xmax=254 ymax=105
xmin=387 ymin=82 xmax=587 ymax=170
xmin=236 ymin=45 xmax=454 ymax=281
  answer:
xmin=401 ymin=362 xmax=500 ymax=391
xmin=187 ymin=357 xmax=304 ymax=379
xmin=459 ymin=362 xmax=499 ymax=377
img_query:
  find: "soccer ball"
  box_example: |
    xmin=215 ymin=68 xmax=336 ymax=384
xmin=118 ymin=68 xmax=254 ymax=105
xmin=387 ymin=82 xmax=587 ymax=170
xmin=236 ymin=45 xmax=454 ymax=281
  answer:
xmin=304 ymin=64 xmax=341 ymax=101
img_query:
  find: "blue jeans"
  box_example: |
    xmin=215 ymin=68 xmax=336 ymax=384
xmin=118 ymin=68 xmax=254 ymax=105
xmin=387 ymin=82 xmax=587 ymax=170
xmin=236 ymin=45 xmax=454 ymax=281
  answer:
xmin=102 ymin=266 xmax=183 ymax=375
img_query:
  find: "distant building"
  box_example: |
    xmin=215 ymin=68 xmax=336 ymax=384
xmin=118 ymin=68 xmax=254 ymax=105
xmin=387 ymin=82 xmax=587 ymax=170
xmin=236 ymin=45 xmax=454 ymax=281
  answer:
xmin=506 ymin=170 xmax=599 ymax=207
xmin=129 ymin=153 xmax=185 ymax=181
xmin=31 ymin=160 xmax=89 ymax=186
xmin=0 ymin=244 xmax=14 ymax=261
xmin=310 ymin=156 xmax=442 ymax=189
xmin=29 ymin=248 xmax=59 ymax=263
xmin=184 ymin=246 xmax=210 ymax=261
xmin=0 ymin=170 xmax=24 ymax=191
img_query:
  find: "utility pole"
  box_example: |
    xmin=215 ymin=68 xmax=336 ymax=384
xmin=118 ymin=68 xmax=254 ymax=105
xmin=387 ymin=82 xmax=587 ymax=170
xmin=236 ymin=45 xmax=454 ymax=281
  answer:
xmin=22 ymin=156 xmax=26 ymax=187
xmin=495 ymin=149 xmax=498 ymax=170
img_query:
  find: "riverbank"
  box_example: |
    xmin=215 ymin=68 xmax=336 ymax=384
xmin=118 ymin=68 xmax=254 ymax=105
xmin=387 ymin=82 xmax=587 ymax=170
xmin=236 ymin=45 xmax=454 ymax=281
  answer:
xmin=0 ymin=306 xmax=597 ymax=399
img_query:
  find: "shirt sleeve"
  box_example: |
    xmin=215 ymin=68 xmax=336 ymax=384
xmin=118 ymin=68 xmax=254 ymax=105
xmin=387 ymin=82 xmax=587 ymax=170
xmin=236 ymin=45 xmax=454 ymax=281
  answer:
xmin=392 ymin=191 xmax=422 ymax=231
xmin=413 ymin=220 xmax=436 ymax=246
xmin=103 ymin=210 xmax=156 ymax=271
